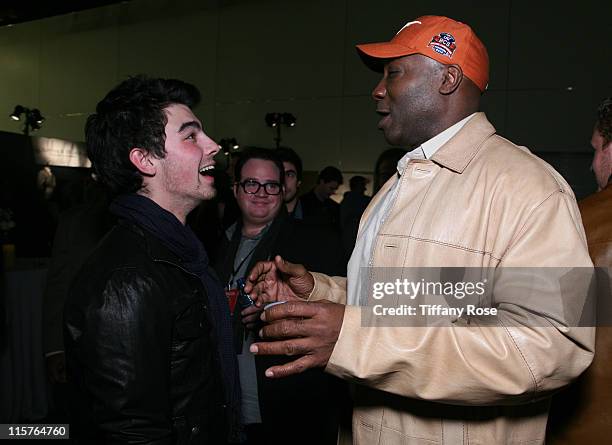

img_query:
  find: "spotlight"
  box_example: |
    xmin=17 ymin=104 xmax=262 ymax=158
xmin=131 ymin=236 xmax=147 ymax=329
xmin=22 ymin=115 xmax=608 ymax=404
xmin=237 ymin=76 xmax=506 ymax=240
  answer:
xmin=265 ymin=113 xmax=280 ymax=127
xmin=10 ymin=105 xmax=24 ymax=121
xmin=9 ymin=105 xmax=45 ymax=135
xmin=282 ymin=113 xmax=296 ymax=127
xmin=219 ymin=138 xmax=240 ymax=156
xmin=266 ymin=112 xmax=297 ymax=148
xmin=31 ymin=109 xmax=45 ymax=125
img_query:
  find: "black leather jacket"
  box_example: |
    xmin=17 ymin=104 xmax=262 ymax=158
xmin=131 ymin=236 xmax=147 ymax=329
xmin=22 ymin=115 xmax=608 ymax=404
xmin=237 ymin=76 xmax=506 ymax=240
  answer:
xmin=64 ymin=220 xmax=227 ymax=444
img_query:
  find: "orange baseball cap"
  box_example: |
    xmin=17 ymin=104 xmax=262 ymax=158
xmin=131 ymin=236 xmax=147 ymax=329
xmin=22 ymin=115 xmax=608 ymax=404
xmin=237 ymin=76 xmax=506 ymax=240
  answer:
xmin=356 ymin=15 xmax=489 ymax=92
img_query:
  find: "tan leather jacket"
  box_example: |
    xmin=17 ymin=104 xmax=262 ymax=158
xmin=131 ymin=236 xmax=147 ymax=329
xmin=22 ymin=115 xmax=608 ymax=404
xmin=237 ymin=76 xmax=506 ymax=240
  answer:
xmin=580 ymin=184 xmax=612 ymax=266
xmin=547 ymin=184 xmax=612 ymax=443
xmin=309 ymin=113 xmax=595 ymax=444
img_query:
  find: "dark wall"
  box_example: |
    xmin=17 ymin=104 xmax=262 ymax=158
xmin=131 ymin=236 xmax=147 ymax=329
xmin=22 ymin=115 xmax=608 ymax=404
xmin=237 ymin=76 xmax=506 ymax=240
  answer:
xmin=0 ymin=131 xmax=81 ymax=257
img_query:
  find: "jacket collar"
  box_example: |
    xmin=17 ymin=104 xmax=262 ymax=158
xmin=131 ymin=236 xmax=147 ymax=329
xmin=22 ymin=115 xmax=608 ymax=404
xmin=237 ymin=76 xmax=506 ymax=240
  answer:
xmin=361 ymin=113 xmax=496 ymax=228
xmin=430 ymin=112 xmax=497 ymax=174
xmin=118 ymin=218 xmax=183 ymax=265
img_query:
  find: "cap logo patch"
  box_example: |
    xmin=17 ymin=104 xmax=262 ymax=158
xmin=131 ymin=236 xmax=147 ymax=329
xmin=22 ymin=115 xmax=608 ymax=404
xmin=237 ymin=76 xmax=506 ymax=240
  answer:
xmin=428 ymin=32 xmax=457 ymax=58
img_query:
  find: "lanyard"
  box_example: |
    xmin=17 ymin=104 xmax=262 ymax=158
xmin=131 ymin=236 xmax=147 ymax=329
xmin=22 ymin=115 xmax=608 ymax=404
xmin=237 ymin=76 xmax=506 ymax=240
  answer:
xmin=227 ymin=240 xmax=259 ymax=290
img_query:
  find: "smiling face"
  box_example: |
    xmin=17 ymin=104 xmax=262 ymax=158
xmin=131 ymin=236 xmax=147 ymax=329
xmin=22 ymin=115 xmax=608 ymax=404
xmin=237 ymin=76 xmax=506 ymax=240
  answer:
xmin=144 ymin=103 xmax=219 ymax=220
xmin=591 ymin=127 xmax=612 ymax=191
xmin=234 ymin=158 xmax=284 ymax=229
xmin=372 ymin=54 xmax=444 ymax=148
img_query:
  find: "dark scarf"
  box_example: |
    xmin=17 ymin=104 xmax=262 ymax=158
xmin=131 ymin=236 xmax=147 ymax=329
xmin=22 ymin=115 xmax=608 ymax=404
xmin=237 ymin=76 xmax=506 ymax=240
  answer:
xmin=110 ymin=193 xmax=241 ymax=441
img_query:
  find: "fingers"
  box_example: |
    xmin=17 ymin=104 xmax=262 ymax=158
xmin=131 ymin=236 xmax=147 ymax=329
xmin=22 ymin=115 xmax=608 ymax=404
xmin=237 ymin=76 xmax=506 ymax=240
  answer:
xmin=241 ymin=304 xmax=261 ymax=317
xmin=242 ymin=312 xmax=261 ymax=326
xmin=250 ymin=282 xmax=280 ymax=307
xmin=262 ymin=355 xmax=316 ymax=378
xmin=250 ymin=338 xmax=311 ymax=357
xmin=259 ymin=318 xmax=308 ymax=339
xmin=261 ymin=301 xmax=318 ymax=322
xmin=274 ymin=255 xmax=306 ymax=278
xmin=241 ymin=305 xmax=262 ymax=328
xmin=244 ymin=260 xmax=276 ymax=294
xmin=245 ymin=278 xmax=273 ymax=306
xmin=244 ymin=260 xmax=280 ymax=307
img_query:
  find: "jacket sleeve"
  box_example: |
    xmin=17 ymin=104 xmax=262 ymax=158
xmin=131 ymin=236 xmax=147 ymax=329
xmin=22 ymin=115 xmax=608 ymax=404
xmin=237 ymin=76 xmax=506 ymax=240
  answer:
xmin=308 ymin=272 xmax=348 ymax=304
xmin=66 ymin=268 xmax=174 ymax=444
xmin=325 ymin=190 xmax=596 ymax=405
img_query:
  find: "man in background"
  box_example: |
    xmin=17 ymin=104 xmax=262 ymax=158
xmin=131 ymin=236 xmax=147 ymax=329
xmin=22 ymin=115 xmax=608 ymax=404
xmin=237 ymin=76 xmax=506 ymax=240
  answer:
xmin=214 ymin=147 xmax=346 ymax=445
xmin=299 ymin=165 xmax=343 ymax=228
xmin=580 ymin=97 xmax=612 ymax=265
xmin=275 ymin=147 xmax=303 ymax=219
xmin=339 ymin=175 xmax=370 ymax=258
xmin=372 ymin=148 xmax=407 ymax=193
xmin=548 ymin=97 xmax=612 ymax=443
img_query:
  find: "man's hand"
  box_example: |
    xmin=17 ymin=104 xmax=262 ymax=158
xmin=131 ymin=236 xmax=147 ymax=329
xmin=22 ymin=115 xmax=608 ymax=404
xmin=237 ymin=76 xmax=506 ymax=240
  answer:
xmin=46 ymin=352 xmax=67 ymax=384
xmin=249 ymin=300 xmax=345 ymax=378
xmin=244 ymin=255 xmax=315 ymax=307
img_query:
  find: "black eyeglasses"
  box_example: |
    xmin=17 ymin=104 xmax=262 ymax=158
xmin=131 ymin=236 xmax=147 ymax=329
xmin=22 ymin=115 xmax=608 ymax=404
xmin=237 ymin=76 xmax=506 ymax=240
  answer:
xmin=238 ymin=180 xmax=282 ymax=195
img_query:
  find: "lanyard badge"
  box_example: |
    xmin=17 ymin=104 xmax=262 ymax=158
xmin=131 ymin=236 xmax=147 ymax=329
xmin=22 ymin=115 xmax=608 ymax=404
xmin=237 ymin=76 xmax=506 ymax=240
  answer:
xmin=225 ymin=288 xmax=239 ymax=314
xmin=225 ymin=277 xmax=254 ymax=315
xmin=236 ymin=277 xmax=255 ymax=308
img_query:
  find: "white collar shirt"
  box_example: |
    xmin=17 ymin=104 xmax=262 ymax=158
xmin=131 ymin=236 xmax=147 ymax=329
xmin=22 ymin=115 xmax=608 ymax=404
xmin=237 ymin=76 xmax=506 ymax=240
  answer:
xmin=346 ymin=113 xmax=476 ymax=306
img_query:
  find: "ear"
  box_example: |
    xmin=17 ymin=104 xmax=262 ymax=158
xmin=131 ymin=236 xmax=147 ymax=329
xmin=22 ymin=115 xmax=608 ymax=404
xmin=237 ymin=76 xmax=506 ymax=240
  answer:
xmin=604 ymin=140 xmax=612 ymax=168
xmin=439 ymin=64 xmax=463 ymax=95
xmin=233 ymin=182 xmax=239 ymax=199
xmin=297 ymin=180 xmax=302 ymax=188
xmin=128 ymin=148 xmax=156 ymax=176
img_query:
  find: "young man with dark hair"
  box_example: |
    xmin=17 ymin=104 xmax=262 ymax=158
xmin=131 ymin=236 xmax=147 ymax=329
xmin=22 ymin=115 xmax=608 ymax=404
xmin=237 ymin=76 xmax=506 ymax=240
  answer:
xmin=64 ymin=75 xmax=240 ymax=443
xmin=299 ymin=165 xmax=343 ymax=228
xmin=274 ymin=147 xmax=303 ymax=218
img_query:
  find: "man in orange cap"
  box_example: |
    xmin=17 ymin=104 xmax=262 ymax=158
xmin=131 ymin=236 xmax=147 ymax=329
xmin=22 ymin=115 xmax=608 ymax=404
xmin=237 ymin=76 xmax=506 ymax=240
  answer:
xmin=245 ymin=15 xmax=595 ymax=444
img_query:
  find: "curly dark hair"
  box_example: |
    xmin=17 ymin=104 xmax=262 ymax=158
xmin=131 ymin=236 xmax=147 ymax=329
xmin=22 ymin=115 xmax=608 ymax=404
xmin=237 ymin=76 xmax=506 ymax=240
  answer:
xmin=596 ymin=97 xmax=612 ymax=144
xmin=85 ymin=75 xmax=201 ymax=194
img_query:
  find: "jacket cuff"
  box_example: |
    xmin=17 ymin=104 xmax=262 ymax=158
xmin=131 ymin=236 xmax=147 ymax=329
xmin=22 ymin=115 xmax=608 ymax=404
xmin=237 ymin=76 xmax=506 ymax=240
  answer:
xmin=307 ymin=272 xmax=329 ymax=301
xmin=325 ymin=305 xmax=361 ymax=379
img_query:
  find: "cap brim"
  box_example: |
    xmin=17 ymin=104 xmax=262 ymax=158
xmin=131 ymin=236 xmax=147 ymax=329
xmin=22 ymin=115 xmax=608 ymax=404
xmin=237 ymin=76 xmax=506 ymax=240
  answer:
xmin=356 ymin=42 xmax=418 ymax=72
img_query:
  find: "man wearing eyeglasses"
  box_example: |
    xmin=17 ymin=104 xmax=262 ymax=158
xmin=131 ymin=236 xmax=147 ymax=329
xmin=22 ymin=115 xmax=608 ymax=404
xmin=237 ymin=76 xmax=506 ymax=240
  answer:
xmin=214 ymin=147 xmax=347 ymax=445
